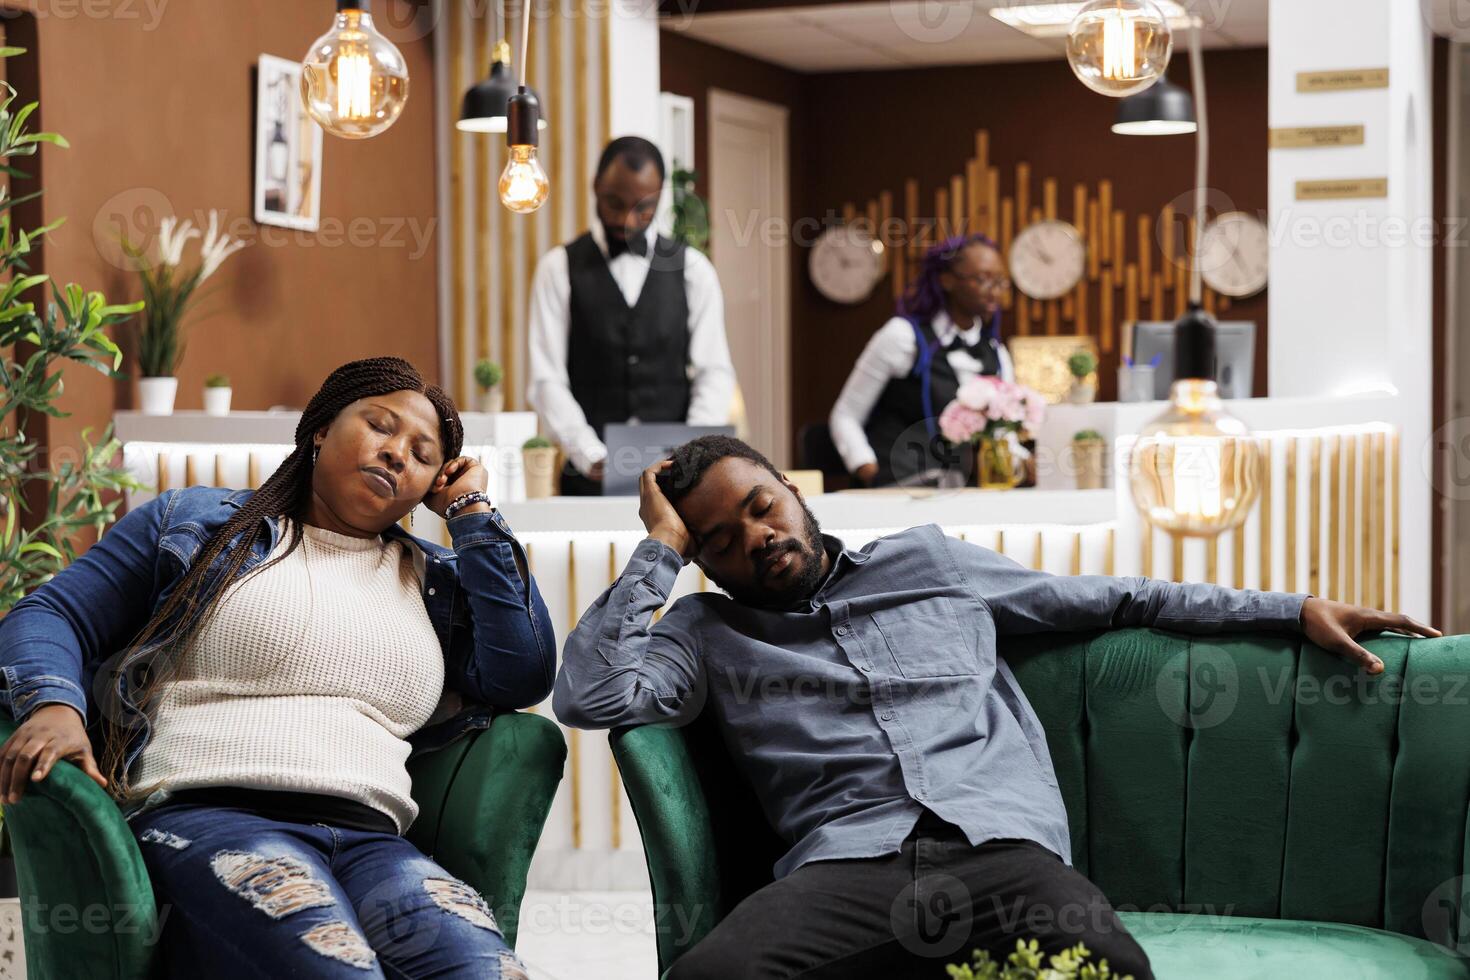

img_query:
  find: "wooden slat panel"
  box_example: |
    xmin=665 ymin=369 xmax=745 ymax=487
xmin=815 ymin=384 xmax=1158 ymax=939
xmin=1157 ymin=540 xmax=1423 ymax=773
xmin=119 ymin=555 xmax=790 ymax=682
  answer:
xmin=1151 ymin=272 xmax=1164 ymax=320
xmin=1390 ymin=429 xmax=1401 ymax=611
xmin=184 ymin=455 xmax=197 ymax=488
xmin=1124 ymin=265 xmax=1139 ymax=332
xmin=1258 ymin=437 xmax=1272 ymax=591
xmin=1112 ymin=210 xmax=1125 ymax=275
xmin=1043 ymin=178 xmax=1057 ymax=221
xmin=1097 ymin=180 xmax=1113 ymax=263
xmin=951 ymin=173 xmax=965 ymax=233
xmin=878 ymin=189 xmax=893 ymax=275
xmin=1285 ymin=437 xmax=1298 ymax=592
xmin=1138 ymin=214 xmax=1152 ymax=284
xmin=985 ymin=167 xmax=1000 ymax=240
xmin=1098 ymin=268 xmax=1112 ymax=351
xmin=449 ymin=0 xmax=469 ymax=405
xmin=1308 ymin=436 xmax=1321 ymax=597
xmin=1016 ymin=162 xmax=1031 ymax=231
xmin=935 ymin=187 xmax=949 ymax=240
xmin=1345 ymin=435 xmax=1357 ymax=604
xmin=1328 ymin=435 xmax=1341 ymax=601
xmin=1087 ymin=199 xmax=1101 ymax=281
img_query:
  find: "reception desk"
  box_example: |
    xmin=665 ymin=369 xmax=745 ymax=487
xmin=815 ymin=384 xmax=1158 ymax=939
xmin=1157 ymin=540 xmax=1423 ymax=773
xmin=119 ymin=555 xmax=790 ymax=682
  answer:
xmin=112 ymin=392 xmax=1419 ymax=891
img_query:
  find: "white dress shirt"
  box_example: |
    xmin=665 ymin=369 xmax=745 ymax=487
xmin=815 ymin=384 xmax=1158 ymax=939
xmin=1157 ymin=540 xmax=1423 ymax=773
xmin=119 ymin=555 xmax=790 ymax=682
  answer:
xmin=829 ymin=310 xmax=1015 ymax=474
xmin=527 ymin=222 xmax=736 ymax=476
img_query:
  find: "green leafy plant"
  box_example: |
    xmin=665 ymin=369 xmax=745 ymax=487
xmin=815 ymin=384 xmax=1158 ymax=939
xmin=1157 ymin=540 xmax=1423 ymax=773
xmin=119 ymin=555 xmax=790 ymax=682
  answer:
xmin=1068 ymin=350 xmax=1098 ymax=379
xmin=522 ymin=435 xmax=553 ymax=450
xmin=947 ymin=940 xmax=1134 ymax=980
xmin=670 ymin=167 xmax=710 ymax=255
xmin=474 ymin=359 xmax=503 ymax=391
xmin=204 ymin=373 xmax=229 ymax=388
xmin=1073 ymin=429 xmax=1104 ymax=442
xmin=122 ymin=210 xmax=245 ymax=378
xmin=0 ymin=45 xmax=145 ymax=612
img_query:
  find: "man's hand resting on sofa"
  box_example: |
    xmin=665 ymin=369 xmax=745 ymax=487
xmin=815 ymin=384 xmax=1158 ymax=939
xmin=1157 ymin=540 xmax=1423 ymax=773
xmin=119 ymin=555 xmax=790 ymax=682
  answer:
xmin=1300 ymin=597 xmax=1441 ymax=674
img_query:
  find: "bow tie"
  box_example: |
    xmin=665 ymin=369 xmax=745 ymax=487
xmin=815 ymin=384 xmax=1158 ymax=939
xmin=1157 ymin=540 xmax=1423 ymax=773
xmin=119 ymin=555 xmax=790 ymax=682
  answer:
xmin=605 ymin=233 xmax=648 ymax=259
xmin=945 ymin=334 xmax=988 ymax=356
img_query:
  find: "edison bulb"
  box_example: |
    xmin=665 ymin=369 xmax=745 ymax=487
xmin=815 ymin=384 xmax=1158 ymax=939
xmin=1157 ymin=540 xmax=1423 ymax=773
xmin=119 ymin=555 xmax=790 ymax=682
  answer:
xmin=301 ymin=3 xmax=410 ymax=140
xmin=500 ymin=144 xmax=549 ymax=213
xmin=1067 ymin=0 xmax=1173 ymax=98
xmin=1127 ymin=379 xmax=1263 ymax=536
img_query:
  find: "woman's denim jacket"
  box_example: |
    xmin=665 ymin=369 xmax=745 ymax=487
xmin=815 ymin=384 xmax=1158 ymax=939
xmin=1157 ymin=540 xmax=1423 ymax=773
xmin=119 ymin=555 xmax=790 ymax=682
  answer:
xmin=0 ymin=486 xmax=557 ymax=814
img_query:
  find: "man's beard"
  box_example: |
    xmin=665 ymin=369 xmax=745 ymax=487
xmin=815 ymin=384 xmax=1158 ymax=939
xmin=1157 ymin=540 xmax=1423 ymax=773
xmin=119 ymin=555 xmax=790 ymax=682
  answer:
xmin=710 ymin=501 xmax=827 ymax=611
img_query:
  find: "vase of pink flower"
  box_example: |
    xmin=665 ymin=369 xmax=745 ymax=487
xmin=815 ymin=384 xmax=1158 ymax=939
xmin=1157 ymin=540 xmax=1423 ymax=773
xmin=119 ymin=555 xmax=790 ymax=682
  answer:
xmin=938 ymin=376 xmax=1047 ymax=489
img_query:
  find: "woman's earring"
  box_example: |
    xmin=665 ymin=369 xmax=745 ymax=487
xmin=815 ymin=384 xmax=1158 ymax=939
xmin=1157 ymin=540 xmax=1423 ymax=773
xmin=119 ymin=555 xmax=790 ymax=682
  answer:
xmin=409 ymin=509 xmax=415 ymax=529
xmin=311 ymin=445 xmax=320 ymax=467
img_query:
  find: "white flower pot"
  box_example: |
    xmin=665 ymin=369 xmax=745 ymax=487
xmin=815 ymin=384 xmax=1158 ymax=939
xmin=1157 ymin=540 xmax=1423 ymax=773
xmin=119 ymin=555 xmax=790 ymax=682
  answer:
xmin=1066 ymin=380 xmax=1096 ymax=405
xmin=476 ymin=387 xmax=504 ymax=414
xmin=203 ymin=386 xmax=233 ymax=416
xmin=139 ymin=376 xmax=178 ymax=416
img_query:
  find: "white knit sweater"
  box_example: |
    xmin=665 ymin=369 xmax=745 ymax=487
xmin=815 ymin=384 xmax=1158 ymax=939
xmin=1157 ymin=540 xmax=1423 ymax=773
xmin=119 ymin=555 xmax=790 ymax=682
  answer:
xmin=132 ymin=520 xmax=446 ymax=832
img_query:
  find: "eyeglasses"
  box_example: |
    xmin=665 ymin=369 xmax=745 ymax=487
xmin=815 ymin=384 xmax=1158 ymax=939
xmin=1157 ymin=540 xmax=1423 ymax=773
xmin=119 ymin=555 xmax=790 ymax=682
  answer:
xmin=949 ymin=271 xmax=1011 ymax=292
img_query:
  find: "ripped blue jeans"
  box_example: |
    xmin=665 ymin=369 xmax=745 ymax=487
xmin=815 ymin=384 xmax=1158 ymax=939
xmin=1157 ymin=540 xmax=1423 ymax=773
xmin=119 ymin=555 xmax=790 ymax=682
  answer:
xmin=133 ymin=803 xmax=529 ymax=979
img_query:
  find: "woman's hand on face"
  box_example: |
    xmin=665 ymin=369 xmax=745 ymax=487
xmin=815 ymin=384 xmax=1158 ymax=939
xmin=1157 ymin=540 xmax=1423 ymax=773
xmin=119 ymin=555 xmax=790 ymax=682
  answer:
xmin=0 ymin=703 xmax=106 ymax=804
xmin=424 ymin=456 xmax=492 ymax=518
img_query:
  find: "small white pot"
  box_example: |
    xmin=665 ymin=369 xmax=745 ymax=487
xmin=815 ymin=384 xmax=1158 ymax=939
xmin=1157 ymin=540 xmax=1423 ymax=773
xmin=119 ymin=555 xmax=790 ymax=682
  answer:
xmin=1066 ymin=380 xmax=1096 ymax=405
xmin=203 ymin=386 xmax=233 ymax=416
xmin=476 ymin=387 xmax=504 ymax=414
xmin=139 ymin=376 xmax=178 ymax=416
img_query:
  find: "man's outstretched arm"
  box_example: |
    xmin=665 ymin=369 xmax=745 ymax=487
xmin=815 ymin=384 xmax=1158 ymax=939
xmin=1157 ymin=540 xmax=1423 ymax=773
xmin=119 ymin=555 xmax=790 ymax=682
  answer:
xmin=947 ymin=535 xmax=1440 ymax=674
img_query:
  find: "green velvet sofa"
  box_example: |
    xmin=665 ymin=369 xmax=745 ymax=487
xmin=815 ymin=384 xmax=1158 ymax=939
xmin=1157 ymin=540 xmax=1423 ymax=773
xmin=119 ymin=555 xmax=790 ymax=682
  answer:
xmin=610 ymin=628 xmax=1470 ymax=979
xmin=0 ymin=710 xmax=566 ymax=979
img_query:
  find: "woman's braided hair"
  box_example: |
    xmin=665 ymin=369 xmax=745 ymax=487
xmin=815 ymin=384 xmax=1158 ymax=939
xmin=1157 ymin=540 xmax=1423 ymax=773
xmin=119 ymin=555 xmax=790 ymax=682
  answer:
xmin=100 ymin=356 xmax=463 ymax=799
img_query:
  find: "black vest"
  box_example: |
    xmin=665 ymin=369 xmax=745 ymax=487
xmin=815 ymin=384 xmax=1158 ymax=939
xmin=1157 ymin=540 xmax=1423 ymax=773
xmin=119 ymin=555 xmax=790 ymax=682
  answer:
xmin=565 ymin=232 xmax=691 ymax=438
xmin=863 ymin=319 xmax=1002 ymax=485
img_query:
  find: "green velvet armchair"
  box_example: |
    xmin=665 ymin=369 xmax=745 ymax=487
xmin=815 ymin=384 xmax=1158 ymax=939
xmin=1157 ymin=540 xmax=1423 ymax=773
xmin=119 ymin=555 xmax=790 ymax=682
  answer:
xmin=611 ymin=628 xmax=1470 ymax=979
xmin=1 ymin=710 xmax=566 ymax=980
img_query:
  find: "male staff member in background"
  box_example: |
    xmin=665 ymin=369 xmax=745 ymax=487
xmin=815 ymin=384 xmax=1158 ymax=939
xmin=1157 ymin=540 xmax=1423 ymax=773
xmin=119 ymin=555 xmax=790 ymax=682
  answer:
xmin=528 ymin=136 xmax=736 ymax=495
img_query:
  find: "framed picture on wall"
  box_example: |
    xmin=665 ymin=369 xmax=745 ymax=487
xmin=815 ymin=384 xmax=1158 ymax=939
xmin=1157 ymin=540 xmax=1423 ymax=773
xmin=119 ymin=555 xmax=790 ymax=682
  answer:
xmin=254 ymin=54 xmax=322 ymax=232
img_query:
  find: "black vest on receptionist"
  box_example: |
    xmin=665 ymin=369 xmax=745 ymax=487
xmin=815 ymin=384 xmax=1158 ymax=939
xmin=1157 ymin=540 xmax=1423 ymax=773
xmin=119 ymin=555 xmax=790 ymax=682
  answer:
xmin=565 ymin=231 xmax=691 ymax=438
xmin=863 ymin=319 xmax=1001 ymax=486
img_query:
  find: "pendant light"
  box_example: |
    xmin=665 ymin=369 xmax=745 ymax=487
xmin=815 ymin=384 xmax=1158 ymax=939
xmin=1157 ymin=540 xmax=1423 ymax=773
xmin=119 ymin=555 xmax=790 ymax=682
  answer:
xmin=1124 ymin=20 xmax=1262 ymax=536
xmin=1066 ymin=0 xmax=1174 ymax=98
xmin=498 ymin=0 xmax=549 ymax=213
xmin=1112 ymin=76 xmax=1196 ymax=135
xmin=301 ymin=0 xmax=410 ymax=140
xmin=458 ymin=42 xmax=550 ymax=133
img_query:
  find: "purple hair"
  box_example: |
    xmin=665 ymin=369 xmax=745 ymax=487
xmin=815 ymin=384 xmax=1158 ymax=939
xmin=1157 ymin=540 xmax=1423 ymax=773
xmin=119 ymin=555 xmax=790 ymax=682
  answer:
xmin=897 ymin=232 xmax=1004 ymax=341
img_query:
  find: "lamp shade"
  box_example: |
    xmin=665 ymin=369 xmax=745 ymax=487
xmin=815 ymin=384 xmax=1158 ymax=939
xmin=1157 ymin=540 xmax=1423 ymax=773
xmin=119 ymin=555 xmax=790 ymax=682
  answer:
xmin=457 ymin=46 xmax=549 ymax=134
xmin=1112 ymin=76 xmax=1196 ymax=135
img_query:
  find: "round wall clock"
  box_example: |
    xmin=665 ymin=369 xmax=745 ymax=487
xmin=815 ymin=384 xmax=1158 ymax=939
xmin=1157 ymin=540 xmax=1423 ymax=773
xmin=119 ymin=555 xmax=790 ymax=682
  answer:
xmin=809 ymin=226 xmax=885 ymax=305
xmin=1009 ymin=220 xmax=1087 ymax=300
xmin=1199 ymin=211 xmax=1270 ymax=298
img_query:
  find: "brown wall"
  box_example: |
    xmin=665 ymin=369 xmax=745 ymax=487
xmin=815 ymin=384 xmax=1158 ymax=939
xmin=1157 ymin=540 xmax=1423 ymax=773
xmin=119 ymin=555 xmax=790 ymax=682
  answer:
xmin=15 ymin=0 xmax=439 ymax=509
xmin=660 ymin=39 xmax=1270 ymax=461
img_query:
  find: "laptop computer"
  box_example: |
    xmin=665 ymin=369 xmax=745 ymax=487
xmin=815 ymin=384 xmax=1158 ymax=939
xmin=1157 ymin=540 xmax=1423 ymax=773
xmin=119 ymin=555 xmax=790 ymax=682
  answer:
xmin=601 ymin=422 xmax=737 ymax=496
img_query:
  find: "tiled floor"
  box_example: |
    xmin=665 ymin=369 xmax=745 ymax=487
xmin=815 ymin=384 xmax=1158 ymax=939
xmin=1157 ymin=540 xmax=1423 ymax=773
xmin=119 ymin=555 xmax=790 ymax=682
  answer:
xmin=514 ymin=890 xmax=660 ymax=979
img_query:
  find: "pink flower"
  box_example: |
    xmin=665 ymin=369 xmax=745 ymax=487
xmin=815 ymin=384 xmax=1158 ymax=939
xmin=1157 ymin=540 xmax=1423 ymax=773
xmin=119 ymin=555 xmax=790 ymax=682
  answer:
xmin=938 ymin=401 xmax=987 ymax=444
xmin=956 ymin=377 xmax=995 ymax=412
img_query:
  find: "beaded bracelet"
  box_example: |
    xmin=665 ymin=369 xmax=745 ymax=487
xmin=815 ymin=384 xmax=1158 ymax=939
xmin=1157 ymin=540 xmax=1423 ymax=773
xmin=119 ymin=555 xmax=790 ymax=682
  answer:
xmin=444 ymin=490 xmax=493 ymax=520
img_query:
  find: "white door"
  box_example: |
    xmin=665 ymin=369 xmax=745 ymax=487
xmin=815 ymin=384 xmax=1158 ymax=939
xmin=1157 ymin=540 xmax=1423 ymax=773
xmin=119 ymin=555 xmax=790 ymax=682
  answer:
xmin=708 ymin=88 xmax=791 ymax=468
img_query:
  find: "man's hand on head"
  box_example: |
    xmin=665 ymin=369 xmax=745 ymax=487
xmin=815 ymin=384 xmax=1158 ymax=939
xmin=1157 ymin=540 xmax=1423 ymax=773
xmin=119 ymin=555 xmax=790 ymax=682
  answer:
xmin=1299 ymin=597 xmax=1441 ymax=674
xmin=640 ymin=460 xmax=695 ymax=561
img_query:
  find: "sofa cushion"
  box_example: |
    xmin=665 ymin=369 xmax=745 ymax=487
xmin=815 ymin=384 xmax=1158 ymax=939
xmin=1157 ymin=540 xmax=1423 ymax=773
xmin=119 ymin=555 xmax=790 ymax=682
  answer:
xmin=1120 ymin=912 xmax=1470 ymax=979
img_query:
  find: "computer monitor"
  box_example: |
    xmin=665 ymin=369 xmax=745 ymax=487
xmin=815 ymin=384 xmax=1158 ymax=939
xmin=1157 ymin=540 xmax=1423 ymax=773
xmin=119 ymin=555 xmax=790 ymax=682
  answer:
xmin=601 ymin=423 xmax=738 ymax=496
xmin=1129 ymin=320 xmax=1256 ymax=400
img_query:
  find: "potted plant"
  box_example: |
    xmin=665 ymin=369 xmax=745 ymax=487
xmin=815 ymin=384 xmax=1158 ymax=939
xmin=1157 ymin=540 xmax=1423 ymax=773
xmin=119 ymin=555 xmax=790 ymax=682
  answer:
xmin=1066 ymin=349 xmax=1098 ymax=405
xmin=670 ymin=166 xmax=711 ymax=254
xmin=1072 ymin=428 xmax=1107 ymax=490
xmin=948 ymin=938 xmax=1135 ymax=979
xmin=522 ymin=435 xmax=558 ymax=499
xmin=203 ymin=373 xmax=232 ymax=416
xmin=939 ymin=376 xmax=1046 ymax=489
xmin=124 ymin=210 xmax=246 ymax=415
xmin=474 ymin=359 xmax=504 ymax=414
